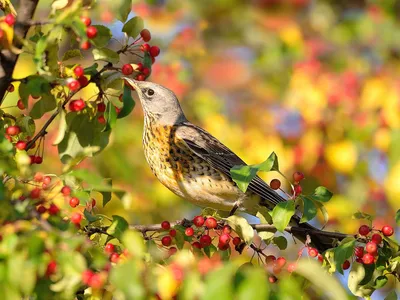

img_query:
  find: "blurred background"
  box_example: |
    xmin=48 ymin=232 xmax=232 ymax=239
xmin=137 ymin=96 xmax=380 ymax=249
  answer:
xmin=3 ymin=0 xmax=400 ymax=291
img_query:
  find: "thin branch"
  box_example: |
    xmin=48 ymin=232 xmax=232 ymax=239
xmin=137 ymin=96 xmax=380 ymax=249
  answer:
xmin=128 ymin=219 xmax=354 ymax=241
xmin=0 ymin=0 xmax=40 ymax=104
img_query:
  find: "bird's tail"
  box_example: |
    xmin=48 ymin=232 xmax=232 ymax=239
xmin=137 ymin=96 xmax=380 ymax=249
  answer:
xmin=289 ymin=216 xmax=344 ymax=252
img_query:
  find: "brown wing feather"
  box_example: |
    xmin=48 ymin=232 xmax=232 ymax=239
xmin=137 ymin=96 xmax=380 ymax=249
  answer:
xmin=175 ymin=122 xmax=286 ymax=206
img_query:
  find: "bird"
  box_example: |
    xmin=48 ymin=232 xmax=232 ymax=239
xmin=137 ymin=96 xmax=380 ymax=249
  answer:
xmin=125 ymin=78 xmax=338 ymax=251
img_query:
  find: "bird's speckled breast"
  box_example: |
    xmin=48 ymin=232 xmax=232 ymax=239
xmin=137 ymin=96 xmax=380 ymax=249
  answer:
xmin=142 ymin=117 xmax=250 ymax=211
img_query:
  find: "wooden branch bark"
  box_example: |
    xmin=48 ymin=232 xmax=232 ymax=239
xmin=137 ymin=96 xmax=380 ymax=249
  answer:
xmin=0 ymin=0 xmax=39 ymax=104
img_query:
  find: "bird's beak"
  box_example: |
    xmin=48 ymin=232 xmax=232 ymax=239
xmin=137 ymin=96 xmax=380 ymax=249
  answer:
xmin=122 ymin=77 xmax=140 ymax=92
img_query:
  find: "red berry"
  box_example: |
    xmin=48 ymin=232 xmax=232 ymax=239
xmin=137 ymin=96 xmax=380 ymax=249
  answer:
xmin=317 ymin=254 xmax=324 ymax=263
xmin=265 ymin=255 xmax=276 ymax=265
xmin=162 ymin=236 xmax=172 ymax=247
xmin=217 ymin=242 xmax=229 ymax=251
xmin=232 ymin=237 xmax=241 ymax=246
xmin=270 ymin=179 xmax=281 ymax=190
xmin=34 ymin=172 xmax=43 ymax=182
xmin=169 ymin=229 xmax=176 ymax=237
xmin=275 ymin=257 xmax=286 ymax=268
xmin=142 ymin=67 xmax=150 ymax=76
xmin=29 ymin=155 xmax=36 ymax=165
xmin=69 ymin=197 xmax=80 ymax=208
xmin=151 ymin=56 xmax=156 ymax=64
xmin=122 ymin=64 xmax=134 ymax=75
xmin=78 ymin=75 xmax=89 ymax=87
xmin=193 ymin=215 xmax=205 ymax=227
xmin=34 ymin=156 xmax=43 ymax=164
xmin=82 ymin=270 xmax=94 ymax=284
xmin=136 ymin=63 xmax=144 ymax=72
xmin=45 ymin=260 xmax=57 ymax=277
xmin=354 ymin=246 xmax=364 ymax=258
xmin=43 ymin=176 xmax=51 ymax=185
xmin=6 ymin=125 xmax=20 ymax=136
xmin=293 ymin=171 xmax=305 ymax=182
xmin=7 ymin=84 xmax=14 ymax=92
xmin=199 ymin=234 xmax=212 ymax=247
xmin=15 ymin=141 xmax=26 ymax=150
xmin=97 ymin=102 xmax=106 ymax=112
xmin=185 ymin=227 xmax=194 ymax=237
xmin=48 ymin=204 xmax=60 ymax=215
xmin=17 ymin=99 xmax=25 ymax=110
xmin=382 ymin=225 xmax=394 ymax=237
xmin=70 ymin=212 xmax=82 ymax=224
xmin=219 ymin=234 xmax=230 ymax=245
xmin=136 ymin=74 xmax=145 ymax=81
xmin=88 ymin=273 xmax=104 ymax=289
xmin=268 ymin=276 xmax=277 ymax=283
xmin=30 ymin=188 xmax=41 ymax=199
xmin=141 ymin=43 xmax=150 ymax=52
xmin=342 ymin=260 xmax=350 ymax=270
xmin=161 ymin=221 xmax=170 ymax=230
xmin=104 ymin=243 xmax=115 ymax=254
xmin=294 ymin=184 xmax=302 ymax=196
xmin=168 ymin=247 xmax=177 ymax=256
xmin=192 ymin=241 xmax=202 ymax=249
xmin=359 ymin=225 xmax=371 ymax=236
xmin=81 ymin=41 xmax=91 ymax=50
xmin=67 ymin=79 xmax=80 ymax=92
xmin=61 ymin=186 xmax=71 ymax=196
xmin=81 ymin=16 xmax=91 ymax=26
xmin=74 ymin=65 xmax=84 ymax=77
xmin=69 ymin=99 xmax=86 ymax=112
xmin=91 ymin=198 xmax=96 ymax=207
xmin=222 ymin=225 xmax=231 ymax=234
xmin=205 ymin=217 xmax=217 ymax=229
xmin=362 ymin=253 xmax=374 ymax=265
xmin=308 ymin=247 xmax=318 ymax=257
xmin=149 ymin=46 xmax=160 ymax=57
xmin=37 ymin=205 xmax=46 ymax=214
xmin=365 ymin=241 xmax=378 ymax=254
xmin=5 ymin=14 xmax=15 ymax=26
xmin=287 ymin=263 xmax=296 ymax=273
xmin=86 ymin=26 xmax=98 ymax=39
xmin=140 ymin=29 xmax=151 ymax=42
xmin=371 ymin=233 xmax=382 ymax=244
xmin=356 ymin=257 xmax=363 ymax=263
xmin=98 ymin=115 xmax=106 ymax=124
xmin=110 ymin=252 xmax=120 ymax=263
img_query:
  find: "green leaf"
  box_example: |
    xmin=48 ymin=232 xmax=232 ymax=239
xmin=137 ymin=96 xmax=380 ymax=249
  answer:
xmin=272 ymin=236 xmax=287 ymax=250
xmin=348 ymin=263 xmax=375 ymax=298
xmin=230 ymin=165 xmax=258 ymax=192
xmin=271 ymin=200 xmax=295 ymax=232
xmin=300 ymin=196 xmax=318 ymax=223
xmin=122 ymin=230 xmax=145 ymax=258
xmin=225 ymin=215 xmax=254 ymax=244
xmin=314 ymin=200 xmax=329 ymax=227
xmin=72 ymin=190 xmax=91 ymax=204
xmin=117 ymin=85 xmax=136 ymax=119
xmin=373 ymin=275 xmax=388 ymax=288
xmin=258 ymin=231 xmax=274 ymax=241
xmin=107 ymin=215 xmax=129 ymax=240
xmin=296 ymin=259 xmax=348 ymax=300
xmin=122 ymin=16 xmax=144 ymax=38
xmin=385 ymin=291 xmax=398 ymax=300
xmin=69 ymin=169 xmax=104 ymax=186
xmin=143 ymin=51 xmax=152 ymax=69
xmin=236 ymin=267 xmax=268 ymax=300
xmin=18 ymin=75 xmax=52 ymax=108
xmin=256 ymin=151 xmax=279 ymax=172
xmin=53 ymin=110 xmax=67 ymax=145
xmin=101 ymin=191 xmax=112 ymax=207
xmin=16 ymin=116 xmax=35 ymax=136
xmin=396 ymin=209 xmax=400 ymax=226
xmin=84 ymin=63 xmax=99 ymax=76
xmin=117 ymin=0 xmax=132 ymax=23
xmin=201 ymin=265 xmax=235 ymax=300
xmin=174 ymin=229 xmax=185 ymax=249
xmin=334 ymin=238 xmax=356 ymax=274
xmin=359 ymin=263 xmax=375 ymax=285
xmin=352 ymin=211 xmax=373 ymax=225
xmin=30 ymin=95 xmax=57 ymax=119
xmin=110 ymin=260 xmax=145 ymax=299
xmin=83 ymin=209 xmax=100 ymax=223
xmin=62 ymin=49 xmax=83 ymax=61
xmin=256 ymin=207 xmax=273 ymax=224
xmin=309 ymin=186 xmax=333 ymax=202
xmin=91 ymin=25 xmax=112 ymax=48
xmin=92 ymin=48 xmax=119 ymax=64
xmin=104 ymin=101 xmax=117 ymax=131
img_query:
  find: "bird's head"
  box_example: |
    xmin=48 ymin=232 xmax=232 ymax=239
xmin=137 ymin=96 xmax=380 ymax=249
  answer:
xmin=124 ymin=78 xmax=186 ymax=125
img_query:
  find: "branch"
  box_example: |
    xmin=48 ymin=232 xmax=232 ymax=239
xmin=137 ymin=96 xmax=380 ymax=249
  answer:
xmin=129 ymin=219 xmax=354 ymax=241
xmin=0 ymin=0 xmax=40 ymax=104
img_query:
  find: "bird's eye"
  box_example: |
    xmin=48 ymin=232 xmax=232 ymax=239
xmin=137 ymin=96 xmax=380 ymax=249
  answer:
xmin=147 ymin=89 xmax=154 ymax=96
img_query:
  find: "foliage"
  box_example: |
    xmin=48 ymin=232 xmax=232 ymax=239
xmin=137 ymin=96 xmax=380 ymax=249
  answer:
xmin=0 ymin=0 xmax=399 ymax=300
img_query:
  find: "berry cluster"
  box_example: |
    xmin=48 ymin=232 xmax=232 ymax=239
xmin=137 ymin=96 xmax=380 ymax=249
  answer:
xmin=270 ymin=171 xmax=304 ymax=197
xmin=79 ymin=16 xmax=95 ymax=50
xmin=157 ymin=216 xmax=242 ymax=257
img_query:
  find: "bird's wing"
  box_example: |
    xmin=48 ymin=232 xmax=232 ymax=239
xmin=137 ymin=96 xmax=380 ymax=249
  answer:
xmin=175 ymin=122 xmax=286 ymax=206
